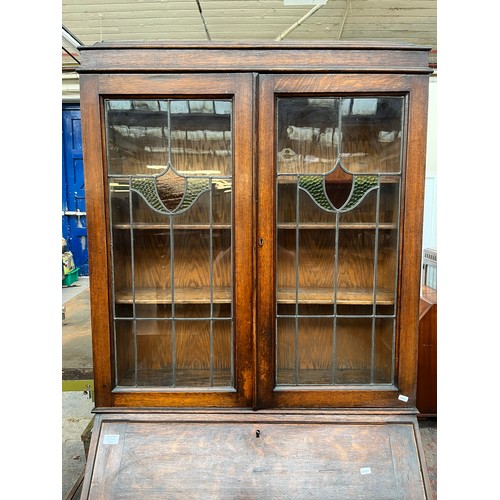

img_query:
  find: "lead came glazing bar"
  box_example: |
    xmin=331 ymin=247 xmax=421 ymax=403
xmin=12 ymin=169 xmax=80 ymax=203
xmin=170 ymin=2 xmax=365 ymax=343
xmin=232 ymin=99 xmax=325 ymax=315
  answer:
xmin=332 ymin=211 xmax=340 ymax=385
xmin=391 ymin=172 xmax=403 ymax=383
xmin=295 ymin=176 xmax=300 ymax=385
xmin=167 ymin=101 xmax=177 ymax=387
xmin=371 ymin=176 xmax=381 ymax=384
xmin=209 ymin=177 xmax=214 ymax=387
xmin=128 ymin=177 xmax=138 ymax=387
xmin=109 ymin=178 xmax=118 ymax=388
xmin=276 ymin=314 xmax=396 ymax=319
xmin=170 ymin=214 xmax=176 ymax=386
xmin=332 ymin=101 xmax=343 ymax=385
xmin=115 ymin=317 xmax=233 ymax=322
xmin=275 ymin=167 xmax=279 ymax=387
xmin=231 ymin=106 xmax=235 ymax=388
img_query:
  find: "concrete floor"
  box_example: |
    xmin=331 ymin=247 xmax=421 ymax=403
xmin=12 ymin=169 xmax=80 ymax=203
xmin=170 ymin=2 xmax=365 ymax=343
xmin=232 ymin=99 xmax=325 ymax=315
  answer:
xmin=62 ymin=277 xmax=93 ymax=499
xmin=62 ymin=392 xmax=94 ymax=498
xmin=62 ymin=276 xmax=437 ymax=499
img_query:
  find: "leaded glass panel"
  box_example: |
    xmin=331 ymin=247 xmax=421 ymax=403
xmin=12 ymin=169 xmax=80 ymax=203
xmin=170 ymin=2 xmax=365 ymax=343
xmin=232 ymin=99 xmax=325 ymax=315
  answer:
xmin=275 ymin=96 xmax=404 ymax=387
xmin=106 ymin=99 xmax=234 ymax=389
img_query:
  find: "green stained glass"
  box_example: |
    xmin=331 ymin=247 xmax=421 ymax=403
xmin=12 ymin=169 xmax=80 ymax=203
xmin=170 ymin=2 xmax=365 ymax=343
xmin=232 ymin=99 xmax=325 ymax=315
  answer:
xmin=131 ymin=177 xmax=167 ymax=213
xmin=131 ymin=169 xmax=211 ymax=215
xmin=178 ymin=177 xmax=211 ymax=212
xmin=343 ymin=175 xmax=378 ymax=210
xmin=299 ymin=173 xmax=378 ymax=213
xmin=298 ymin=176 xmax=333 ymax=212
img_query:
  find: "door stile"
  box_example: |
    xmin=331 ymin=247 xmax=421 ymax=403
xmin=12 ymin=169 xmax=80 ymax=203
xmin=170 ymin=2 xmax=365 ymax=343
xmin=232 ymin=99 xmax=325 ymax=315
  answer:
xmin=80 ymin=73 xmax=114 ymax=408
xmin=394 ymin=74 xmax=429 ymax=401
xmin=231 ymin=73 xmax=256 ymax=408
xmin=256 ymin=75 xmax=278 ymax=408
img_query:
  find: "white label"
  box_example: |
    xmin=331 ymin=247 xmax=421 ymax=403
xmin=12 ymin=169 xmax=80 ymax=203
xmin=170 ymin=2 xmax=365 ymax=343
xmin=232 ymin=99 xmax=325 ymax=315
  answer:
xmin=398 ymin=394 xmax=409 ymax=402
xmin=360 ymin=467 xmax=372 ymax=475
xmin=103 ymin=434 xmax=120 ymax=445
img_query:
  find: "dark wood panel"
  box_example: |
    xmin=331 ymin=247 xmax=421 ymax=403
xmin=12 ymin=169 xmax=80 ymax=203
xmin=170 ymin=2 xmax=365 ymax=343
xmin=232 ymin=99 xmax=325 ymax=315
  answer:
xmin=80 ymin=74 xmax=114 ymax=407
xmin=416 ymin=288 xmax=437 ymax=416
xmin=79 ymin=42 xmax=431 ymax=74
xmin=395 ymin=75 xmax=429 ymax=404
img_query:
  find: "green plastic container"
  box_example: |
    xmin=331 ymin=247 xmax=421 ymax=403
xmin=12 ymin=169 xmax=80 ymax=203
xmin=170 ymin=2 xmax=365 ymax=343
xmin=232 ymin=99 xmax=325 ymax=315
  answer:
xmin=62 ymin=267 xmax=79 ymax=286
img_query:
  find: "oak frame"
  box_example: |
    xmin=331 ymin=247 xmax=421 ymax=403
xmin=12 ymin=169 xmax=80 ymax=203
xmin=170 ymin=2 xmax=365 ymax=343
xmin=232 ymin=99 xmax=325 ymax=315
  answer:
xmin=81 ymin=73 xmax=255 ymax=408
xmin=256 ymin=73 xmax=429 ymax=409
xmin=79 ymin=43 xmax=430 ymax=412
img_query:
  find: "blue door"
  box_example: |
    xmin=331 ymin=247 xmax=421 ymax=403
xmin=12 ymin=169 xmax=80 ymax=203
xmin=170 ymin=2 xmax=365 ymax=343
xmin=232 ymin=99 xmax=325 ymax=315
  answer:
xmin=62 ymin=105 xmax=88 ymax=276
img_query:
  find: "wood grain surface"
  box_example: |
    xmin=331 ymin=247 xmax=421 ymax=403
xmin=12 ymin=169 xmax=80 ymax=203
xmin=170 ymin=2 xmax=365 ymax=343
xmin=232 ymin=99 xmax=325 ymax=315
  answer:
xmin=81 ymin=412 xmax=431 ymax=499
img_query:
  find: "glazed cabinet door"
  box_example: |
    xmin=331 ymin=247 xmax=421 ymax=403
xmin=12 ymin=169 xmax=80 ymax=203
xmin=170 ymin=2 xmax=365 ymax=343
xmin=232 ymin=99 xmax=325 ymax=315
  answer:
xmin=256 ymin=74 xmax=428 ymax=408
xmin=81 ymin=73 xmax=254 ymax=407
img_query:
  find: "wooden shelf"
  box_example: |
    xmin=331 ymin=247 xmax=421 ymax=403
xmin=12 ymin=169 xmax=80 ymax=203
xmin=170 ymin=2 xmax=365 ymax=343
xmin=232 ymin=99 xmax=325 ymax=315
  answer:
xmin=115 ymin=287 xmax=393 ymax=306
xmin=277 ymin=287 xmax=394 ymax=305
xmin=113 ymin=223 xmax=231 ymax=230
xmin=116 ymin=368 xmax=233 ymax=389
xmin=116 ymin=368 xmax=392 ymax=388
xmin=277 ymin=222 xmax=396 ymax=230
xmin=115 ymin=287 xmax=232 ymax=304
xmin=114 ymin=222 xmax=396 ymax=231
xmin=276 ymin=368 xmax=391 ymax=386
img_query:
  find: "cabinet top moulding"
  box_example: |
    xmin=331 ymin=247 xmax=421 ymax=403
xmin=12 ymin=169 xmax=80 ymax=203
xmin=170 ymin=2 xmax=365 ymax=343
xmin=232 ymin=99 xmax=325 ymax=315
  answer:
xmin=78 ymin=41 xmax=432 ymax=75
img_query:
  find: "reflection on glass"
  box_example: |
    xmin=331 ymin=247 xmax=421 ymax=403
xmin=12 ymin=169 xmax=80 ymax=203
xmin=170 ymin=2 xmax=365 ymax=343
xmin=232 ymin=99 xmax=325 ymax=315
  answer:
xmin=341 ymin=97 xmax=404 ymax=174
xmin=106 ymin=100 xmax=169 ymax=176
xmin=277 ymin=98 xmax=339 ymax=175
xmin=108 ymin=99 xmax=234 ymax=389
xmin=106 ymin=99 xmax=232 ymax=177
xmin=171 ymin=100 xmax=232 ymax=176
xmin=277 ymin=97 xmax=404 ymax=175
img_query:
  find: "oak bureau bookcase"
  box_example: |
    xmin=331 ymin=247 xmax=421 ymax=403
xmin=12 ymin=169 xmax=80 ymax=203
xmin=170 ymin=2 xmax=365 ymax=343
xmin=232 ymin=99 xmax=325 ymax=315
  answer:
xmin=78 ymin=42 xmax=433 ymax=499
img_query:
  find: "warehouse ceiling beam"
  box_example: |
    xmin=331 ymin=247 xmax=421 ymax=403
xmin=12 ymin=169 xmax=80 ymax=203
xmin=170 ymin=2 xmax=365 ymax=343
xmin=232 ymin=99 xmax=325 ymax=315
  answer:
xmin=274 ymin=1 xmax=329 ymax=41
xmin=337 ymin=0 xmax=351 ymax=40
xmin=62 ymin=24 xmax=83 ymax=50
xmin=62 ymin=25 xmax=83 ymax=66
xmin=195 ymin=0 xmax=211 ymax=41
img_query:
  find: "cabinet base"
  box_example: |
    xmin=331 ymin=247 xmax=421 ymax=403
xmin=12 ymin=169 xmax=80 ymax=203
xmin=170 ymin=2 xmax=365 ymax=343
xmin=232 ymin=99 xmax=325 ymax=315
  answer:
xmin=81 ymin=410 xmax=433 ymax=499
